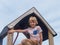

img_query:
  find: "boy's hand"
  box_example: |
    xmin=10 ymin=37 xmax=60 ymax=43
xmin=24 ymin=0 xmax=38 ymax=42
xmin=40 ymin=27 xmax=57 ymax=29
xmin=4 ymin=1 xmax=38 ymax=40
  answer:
xmin=8 ymin=30 xmax=15 ymax=33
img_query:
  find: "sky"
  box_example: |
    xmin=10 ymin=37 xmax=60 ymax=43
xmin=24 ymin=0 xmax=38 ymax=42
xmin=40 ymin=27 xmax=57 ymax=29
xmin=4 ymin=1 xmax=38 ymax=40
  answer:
xmin=0 ymin=0 xmax=60 ymax=45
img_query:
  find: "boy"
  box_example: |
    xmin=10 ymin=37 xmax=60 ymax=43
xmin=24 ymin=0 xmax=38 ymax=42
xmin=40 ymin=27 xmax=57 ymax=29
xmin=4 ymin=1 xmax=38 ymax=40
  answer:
xmin=8 ymin=16 xmax=43 ymax=45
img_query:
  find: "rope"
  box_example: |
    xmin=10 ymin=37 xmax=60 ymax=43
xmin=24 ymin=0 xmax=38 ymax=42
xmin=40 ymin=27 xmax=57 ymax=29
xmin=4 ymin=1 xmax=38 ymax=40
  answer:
xmin=13 ymin=32 xmax=19 ymax=45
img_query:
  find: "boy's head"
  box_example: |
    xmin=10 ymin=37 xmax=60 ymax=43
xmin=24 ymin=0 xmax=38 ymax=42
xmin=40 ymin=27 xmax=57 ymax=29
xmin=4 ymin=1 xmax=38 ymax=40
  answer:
xmin=29 ymin=16 xmax=38 ymax=28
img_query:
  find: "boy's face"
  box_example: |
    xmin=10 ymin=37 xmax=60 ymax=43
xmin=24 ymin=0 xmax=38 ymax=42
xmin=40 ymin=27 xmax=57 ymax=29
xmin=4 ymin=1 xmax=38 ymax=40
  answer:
xmin=29 ymin=20 xmax=37 ymax=28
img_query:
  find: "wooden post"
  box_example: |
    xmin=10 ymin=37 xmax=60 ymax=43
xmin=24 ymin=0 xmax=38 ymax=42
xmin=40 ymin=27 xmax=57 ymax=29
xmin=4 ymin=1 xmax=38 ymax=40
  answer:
xmin=48 ymin=30 xmax=54 ymax=45
xmin=7 ymin=29 xmax=13 ymax=45
xmin=0 ymin=38 xmax=3 ymax=45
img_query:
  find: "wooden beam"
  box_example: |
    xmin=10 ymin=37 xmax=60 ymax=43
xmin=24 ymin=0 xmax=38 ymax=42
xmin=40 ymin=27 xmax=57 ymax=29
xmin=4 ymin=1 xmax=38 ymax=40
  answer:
xmin=7 ymin=33 xmax=13 ymax=45
xmin=48 ymin=30 xmax=54 ymax=45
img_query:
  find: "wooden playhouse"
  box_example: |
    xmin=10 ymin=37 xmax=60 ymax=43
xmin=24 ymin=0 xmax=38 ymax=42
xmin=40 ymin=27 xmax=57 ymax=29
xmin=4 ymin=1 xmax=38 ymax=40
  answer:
xmin=0 ymin=7 xmax=57 ymax=45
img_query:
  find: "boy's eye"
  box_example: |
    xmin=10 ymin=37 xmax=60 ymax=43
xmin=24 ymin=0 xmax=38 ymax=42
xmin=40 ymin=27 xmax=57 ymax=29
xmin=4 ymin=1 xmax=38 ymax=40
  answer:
xmin=30 ymin=20 xmax=35 ymax=23
xmin=32 ymin=20 xmax=35 ymax=22
xmin=29 ymin=20 xmax=36 ymax=24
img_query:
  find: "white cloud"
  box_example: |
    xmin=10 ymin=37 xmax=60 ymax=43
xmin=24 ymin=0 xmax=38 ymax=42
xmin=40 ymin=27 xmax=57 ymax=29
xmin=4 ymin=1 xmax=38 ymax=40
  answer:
xmin=13 ymin=33 xmax=27 ymax=45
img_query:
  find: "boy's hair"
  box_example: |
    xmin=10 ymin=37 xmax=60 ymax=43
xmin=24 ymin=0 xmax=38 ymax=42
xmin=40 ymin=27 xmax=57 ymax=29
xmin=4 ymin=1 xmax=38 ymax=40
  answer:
xmin=29 ymin=16 xmax=38 ymax=24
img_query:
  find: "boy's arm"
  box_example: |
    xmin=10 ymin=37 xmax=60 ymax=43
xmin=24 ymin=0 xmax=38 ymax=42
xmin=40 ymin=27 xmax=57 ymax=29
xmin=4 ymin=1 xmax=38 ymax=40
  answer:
xmin=15 ymin=29 xmax=27 ymax=32
xmin=8 ymin=29 xmax=27 ymax=33
xmin=39 ymin=32 xmax=43 ymax=45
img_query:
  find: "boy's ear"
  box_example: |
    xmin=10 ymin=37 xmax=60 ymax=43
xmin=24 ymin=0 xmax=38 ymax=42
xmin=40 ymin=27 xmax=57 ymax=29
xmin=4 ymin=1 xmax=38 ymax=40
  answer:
xmin=36 ymin=21 xmax=38 ymax=24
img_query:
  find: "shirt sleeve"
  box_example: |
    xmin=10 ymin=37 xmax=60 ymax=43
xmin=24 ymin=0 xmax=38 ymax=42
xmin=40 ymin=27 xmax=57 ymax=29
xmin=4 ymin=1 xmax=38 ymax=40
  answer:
xmin=37 ymin=26 xmax=42 ymax=33
xmin=24 ymin=28 xmax=28 ymax=32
